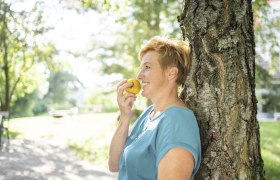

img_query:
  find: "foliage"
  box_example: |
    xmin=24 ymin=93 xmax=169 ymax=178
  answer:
xmin=255 ymin=64 xmax=272 ymax=89
xmin=254 ymin=0 xmax=280 ymax=75
xmin=86 ymin=86 xmax=118 ymax=112
xmin=259 ymin=122 xmax=280 ymax=179
xmin=32 ymin=98 xmax=49 ymax=115
xmin=261 ymin=84 xmax=280 ymax=112
xmin=80 ymin=0 xmax=183 ymax=78
xmin=44 ymin=71 xmax=83 ymax=106
xmin=11 ymin=89 xmax=49 ymax=117
xmin=11 ymin=90 xmax=39 ymax=118
xmin=80 ymin=0 xmax=279 ymax=81
xmin=253 ymin=0 xmax=280 ymax=112
xmin=0 ymin=0 xmax=57 ymax=111
xmin=253 ymin=0 xmax=279 ymax=71
xmin=255 ymin=65 xmax=280 ymax=112
xmin=10 ymin=70 xmax=82 ymax=117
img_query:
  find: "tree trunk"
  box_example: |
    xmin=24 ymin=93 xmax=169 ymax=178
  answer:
xmin=178 ymin=1 xmax=265 ymax=179
xmin=1 ymin=4 xmax=10 ymax=111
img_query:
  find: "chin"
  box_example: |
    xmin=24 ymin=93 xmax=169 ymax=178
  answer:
xmin=141 ymin=91 xmax=148 ymax=98
xmin=142 ymin=92 xmax=151 ymax=100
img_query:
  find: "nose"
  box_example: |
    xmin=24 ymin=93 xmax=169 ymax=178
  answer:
xmin=136 ymin=68 xmax=143 ymax=80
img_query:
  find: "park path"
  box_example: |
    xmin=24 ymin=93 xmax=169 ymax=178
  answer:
xmin=0 ymin=138 xmax=117 ymax=180
xmin=0 ymin=113 xmax=119 ymax=180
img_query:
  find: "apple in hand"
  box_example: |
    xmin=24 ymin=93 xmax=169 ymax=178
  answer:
xmin=125 ymin=79 xmax=141 ymax=94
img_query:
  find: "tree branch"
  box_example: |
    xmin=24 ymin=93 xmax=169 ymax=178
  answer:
xmin=9 ymin=76 xmax=20 ymax=103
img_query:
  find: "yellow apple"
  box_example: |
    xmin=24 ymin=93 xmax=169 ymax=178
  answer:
xmin=125 ymin=79 xmax=141 ymax=94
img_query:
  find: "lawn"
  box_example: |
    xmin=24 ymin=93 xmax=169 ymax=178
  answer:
xmin=5 ymin=114 xmax=280 ymax=179
xmin=259 ymin=122 xmax=280 ymax=179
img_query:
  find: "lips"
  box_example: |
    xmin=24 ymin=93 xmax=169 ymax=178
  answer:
xmin=141 ymin=82 xmax=149 ymax=89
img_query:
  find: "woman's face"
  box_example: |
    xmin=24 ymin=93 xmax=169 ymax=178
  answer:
xmin=137 ymin=51 xmax=169 ymax=99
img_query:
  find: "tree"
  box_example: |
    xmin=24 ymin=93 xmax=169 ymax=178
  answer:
xmin=178 ymin=0 xmax=265 ymax=179
xmin=0 ymin=0 xmax=56 ymax=111
xmin=254 ymin=0 xmax=280 ymax=75
xmin=44 ymin=71 xmax=83 ymax=106
xmin=81 ymin=0 xmax=182 ymax=78
xmin=254 ymin=0 xmax=280 ymax=113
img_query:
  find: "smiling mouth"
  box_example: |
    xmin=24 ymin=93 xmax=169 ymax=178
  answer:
xmin=141 ymin=82 xmax=149 ymax=87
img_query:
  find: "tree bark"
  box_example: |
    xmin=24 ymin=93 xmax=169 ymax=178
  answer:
xmin=178 ymin=0 xmax=265 ymax=179
xmin=1 ymin=4 xmax=10 ymax=111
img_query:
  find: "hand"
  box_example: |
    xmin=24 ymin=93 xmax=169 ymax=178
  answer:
xmin=117 ymin=79 xmax=137 ymax=119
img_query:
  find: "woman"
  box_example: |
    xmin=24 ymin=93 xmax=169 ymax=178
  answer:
xmin=109 ymin=36 xmax=201 ymax=180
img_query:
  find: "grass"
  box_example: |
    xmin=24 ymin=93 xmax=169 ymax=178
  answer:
xmin=259 ymin=122 xmax=280 ymax=179
xmin=6 ymin=114 xmax=280 ymax=178
xmin=69 ymin=140 xmax=110 ymax=167
xmin=3 ymin=131 xmax=22 ymax=138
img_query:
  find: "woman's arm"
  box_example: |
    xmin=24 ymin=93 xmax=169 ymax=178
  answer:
xmin=108 ymin=80 xmax=136 ymax=172
xmin=108 ymin=116 xmax=130 ymax=172
xmin=158 ymin=147 xmax=194 ymax=180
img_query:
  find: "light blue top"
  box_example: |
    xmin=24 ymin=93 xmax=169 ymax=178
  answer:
xmin=118 ymin=105 xmax=201 ymax=180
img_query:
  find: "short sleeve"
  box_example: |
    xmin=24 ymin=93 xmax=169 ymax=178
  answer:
xmin=155 ymin=109 xmax=201 ymax=175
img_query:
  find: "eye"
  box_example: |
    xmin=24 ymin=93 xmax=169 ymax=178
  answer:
xmin=145 ymin=65 xmax=151 ymax=69
xmin=138 ymin=64 xmax=151 ymax=72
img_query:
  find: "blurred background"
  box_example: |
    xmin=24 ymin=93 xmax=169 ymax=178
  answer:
xmin=0 ymin=0 xmax=279 ymax=179
xmin=0 ymin=0 xmax=185 ymax=116
xmin=0 ymin=0 xmax=279 ymax=118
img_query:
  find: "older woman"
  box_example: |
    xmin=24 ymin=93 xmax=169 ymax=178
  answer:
xmin=109 ymin=36 xmax=201 ymax=180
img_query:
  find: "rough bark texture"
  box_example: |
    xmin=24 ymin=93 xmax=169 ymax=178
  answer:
xmin=178 ymin=1 xmax=265 ymax=179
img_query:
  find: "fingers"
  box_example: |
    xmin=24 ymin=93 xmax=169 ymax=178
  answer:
xmin=116 ymin=79 xmax=127 ymax=89
xmin=117 ymin=79 xmax=137 ymax=108
xmin=116 ymin=79 xmax=138 ymax=119
xmin=117 ymin=79 xmax=133 ymax=97
xmin=118 ymin=91 xmax=137 ymax=105
xmin=123 ymin=95 xmax=137 ymax=107
xmin=123 ymin=92 xmax=137 ymax=102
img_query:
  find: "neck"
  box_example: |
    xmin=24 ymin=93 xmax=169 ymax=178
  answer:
xmin=151 ymin=86 xmax=184 ymax=113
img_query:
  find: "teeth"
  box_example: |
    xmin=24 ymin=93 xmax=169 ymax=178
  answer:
xmin=142 ymin=82 xmax=148 ymax=86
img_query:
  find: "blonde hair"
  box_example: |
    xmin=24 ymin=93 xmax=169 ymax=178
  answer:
xmin=139 ymin=36 xmax=192 ymax=86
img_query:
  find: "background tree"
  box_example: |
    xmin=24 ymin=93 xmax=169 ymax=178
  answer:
xmin=80 ymin=0 xmax=182 ymax=77
xmin=79 ymin=0 xmax=184 ymax=108
xmin=254 ymin=0 xmax=280 ymax=113
xmin=44 ymin=71 xmax=83 ymax=107
xmin=254 ymin=0 xmax=279 ymax=75
xmin=10 ymin=70 xmax=83 ymax=117
xmin=178 ymin=0 xmax=265 ymax=179
xmin=0 ymin=0 xmax=57 ymax=111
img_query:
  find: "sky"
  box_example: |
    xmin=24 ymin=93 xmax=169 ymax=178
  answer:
xmin=41 ymin=2 xmax=122 ymax=88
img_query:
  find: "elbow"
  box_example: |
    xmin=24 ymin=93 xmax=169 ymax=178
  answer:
xmin=108 ymin=160 xmax=119 ymax=172
xmin=109 ymin=166 xmax=119 ymax=173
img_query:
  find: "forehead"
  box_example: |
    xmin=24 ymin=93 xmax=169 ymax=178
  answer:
xmin=140 ymin=51 xmax=161 ymax=65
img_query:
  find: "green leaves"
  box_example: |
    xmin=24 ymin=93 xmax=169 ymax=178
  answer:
xmin=0 ymin=0 xmax=57 ymax=110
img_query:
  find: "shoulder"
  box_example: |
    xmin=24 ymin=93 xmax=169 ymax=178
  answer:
xmin=161 ymin=106 xmax=197 ymax=126
xmin=155 ymin=106 xmax=201 ymax=173
xmin=157 ymin=106 xmax=200 ymax=141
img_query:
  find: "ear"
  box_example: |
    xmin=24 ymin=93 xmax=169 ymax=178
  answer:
xmin=167 ymin=67 xmax=178 ymax=81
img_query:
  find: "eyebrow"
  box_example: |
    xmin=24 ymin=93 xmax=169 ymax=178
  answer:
xmin=141 ymin=62 xmax=152 ymax=66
